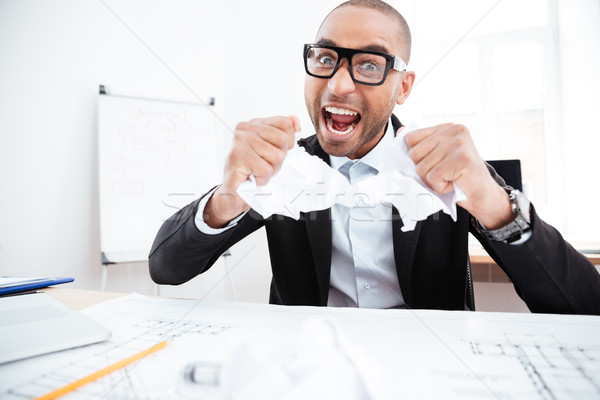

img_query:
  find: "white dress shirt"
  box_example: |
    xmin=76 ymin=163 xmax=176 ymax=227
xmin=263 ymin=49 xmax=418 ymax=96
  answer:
xmin=195 ymin=119 xmax=528 ymax=308
xmin=195 ymin=119 xmax=404 ymax=309
xmin=327 ymin=121 xmax=404 ymax=308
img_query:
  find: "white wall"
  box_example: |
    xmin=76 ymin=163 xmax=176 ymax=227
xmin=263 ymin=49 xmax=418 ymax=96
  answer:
xmin=1 ymin=0 xmax=598 ymax=302
xmin=0 ymin=0 xmax=235 ymax=298
xmin=219 ymin=0 xmax=342 ymax=136
xmin=557 ymin=0 xmax=600 ymax=243
xmin=0 ymin=0 xmax=339 ymax=301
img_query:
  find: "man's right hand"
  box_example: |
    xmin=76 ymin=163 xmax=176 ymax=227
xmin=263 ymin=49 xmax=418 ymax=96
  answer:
xmin=204 ymin=115 xmax=301 ymax=228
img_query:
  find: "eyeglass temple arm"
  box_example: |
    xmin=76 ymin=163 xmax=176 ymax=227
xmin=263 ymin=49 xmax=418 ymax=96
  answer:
xmin=393 ymin=56 xmax=407 ymax=72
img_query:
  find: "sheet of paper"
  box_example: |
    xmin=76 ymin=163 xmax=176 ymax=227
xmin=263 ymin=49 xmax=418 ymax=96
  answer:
xmin=0 ymin=276 xmax=74 ymax=295
xmin=0 ymin=277 xmax=50 ymax=287
xmin=237 ymin=125 xmax=466 ymax=231
xmin=1 ymin=294 xmax=598 ymax=399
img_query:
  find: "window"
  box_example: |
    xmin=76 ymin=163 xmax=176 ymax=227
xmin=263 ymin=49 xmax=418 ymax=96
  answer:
xmin=398 ymin=0 xmax=568 ymax=233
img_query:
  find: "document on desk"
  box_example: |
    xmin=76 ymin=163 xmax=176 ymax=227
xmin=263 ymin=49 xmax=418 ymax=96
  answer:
xmin=0 ymin=276 xmax=74 ymax=295
xmin=1 ymin=293 xmax=598 ymax=400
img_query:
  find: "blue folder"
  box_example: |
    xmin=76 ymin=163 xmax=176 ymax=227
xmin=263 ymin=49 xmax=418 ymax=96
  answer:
xmin=0 ymin=276 xmax=74 ymax=296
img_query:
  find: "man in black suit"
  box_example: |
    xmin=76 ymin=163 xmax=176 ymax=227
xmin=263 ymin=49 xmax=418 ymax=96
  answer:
xmin=149 ymin=0 xmax=600 ymax=314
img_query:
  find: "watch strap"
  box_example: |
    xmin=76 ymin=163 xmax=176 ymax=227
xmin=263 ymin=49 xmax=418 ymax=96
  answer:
xmin=472 ymin=189 xmax=531 ymax=243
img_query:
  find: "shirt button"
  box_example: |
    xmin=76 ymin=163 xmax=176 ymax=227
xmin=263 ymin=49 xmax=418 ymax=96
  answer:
xmin=364 ymin=282 xmax=371 ymax=290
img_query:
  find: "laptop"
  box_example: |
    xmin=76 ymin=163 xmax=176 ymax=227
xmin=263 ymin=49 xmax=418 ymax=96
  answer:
xmin=0 ymin=292 xmax=111 ymax=364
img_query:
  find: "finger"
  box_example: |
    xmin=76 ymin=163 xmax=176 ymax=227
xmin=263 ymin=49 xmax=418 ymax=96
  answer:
xmin=289 ymin=115 xmax=301 ymax=148
xmin=252 ymin=115 xmax=301 ymax=179
xmin=233 ymin=122 xmax=294 ymax=184
xmin=234 ymin=131 xmax=287 ymax=173
xmin=404 ymin=123 xmax=452 ymax=149
xmin=255 ymin=116 xmax=299 ymax=134
xmin=290 ymin=115 xmax=301 ymax=133
xmin=413 ymin=141 xmax=448 ymax=189
xmin=424 ymin=153 xmax=466 ymax=194
xmin=243 ymin=117 xmax=295 ymax=151
xmin=407 ymin=132 xmax=438 ymax=165
xmin=235 ymin=121 xmax=288 ymax=154
xmin=410 ymin=124 xmax=471 ymax=185
xmin=255 ymin=124 xmax=291 ymax=152
xmin=228 ymin=144 xmax=279 ymax=187
xmin=256 ymin=116 xmax=300 ymax=150
xmin=228 ymin=116 xmax=300 ymax=188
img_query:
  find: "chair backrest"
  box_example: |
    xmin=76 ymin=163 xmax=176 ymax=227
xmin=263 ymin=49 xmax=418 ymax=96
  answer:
xmin=487 ymin=159 xmax=522 ymax=191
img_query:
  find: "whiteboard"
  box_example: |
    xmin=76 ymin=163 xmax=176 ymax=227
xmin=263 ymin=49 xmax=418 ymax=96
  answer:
xmin=98 ymin=94 xmax=223 ymax=263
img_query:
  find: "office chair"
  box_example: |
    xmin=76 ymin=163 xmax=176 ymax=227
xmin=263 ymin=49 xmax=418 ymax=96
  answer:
xmin=486 ymin=159 xmax=523 ymax=191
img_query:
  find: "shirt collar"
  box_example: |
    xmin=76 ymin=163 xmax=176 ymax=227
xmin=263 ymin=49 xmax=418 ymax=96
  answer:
xmin=329 ymin=119 xmax=395 ymax=173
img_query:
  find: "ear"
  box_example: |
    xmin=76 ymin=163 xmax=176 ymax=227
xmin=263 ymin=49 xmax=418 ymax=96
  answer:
xmin=396 ymin=71 xmax=416 ymax=105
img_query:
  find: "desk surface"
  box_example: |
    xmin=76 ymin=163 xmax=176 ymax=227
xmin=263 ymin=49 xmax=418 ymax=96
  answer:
xmin=44 ymin=287 xmax=126 ymax=310
xmin=469 ymin=242 xmax=600 ymax=265
xmin=2 ymin=290 xmax=599 ymax=399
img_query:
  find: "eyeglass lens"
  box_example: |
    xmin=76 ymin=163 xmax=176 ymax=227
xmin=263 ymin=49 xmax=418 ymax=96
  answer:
xmin=306 ymin=47 xmax=388 ymax=84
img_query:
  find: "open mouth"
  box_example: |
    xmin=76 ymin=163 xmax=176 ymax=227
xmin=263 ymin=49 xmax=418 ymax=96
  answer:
xmin=323 ymin=106 xmax=361 ymax=136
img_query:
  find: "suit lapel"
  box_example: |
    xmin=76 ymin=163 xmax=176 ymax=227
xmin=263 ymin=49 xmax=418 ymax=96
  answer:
xmin=392 ymin=208 xmax=421 ymax=307
xmin=300 ymin=135 xmax=333 ymax=306
xmin=305 ymin=209 xmax=332 ymax=305
xmin=389 ymin=113 xmax=422 ymax=306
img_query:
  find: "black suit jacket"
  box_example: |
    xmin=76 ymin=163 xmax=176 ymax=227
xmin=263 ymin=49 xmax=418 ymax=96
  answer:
xmin=149 ymin=115 xmax=600 ymax=314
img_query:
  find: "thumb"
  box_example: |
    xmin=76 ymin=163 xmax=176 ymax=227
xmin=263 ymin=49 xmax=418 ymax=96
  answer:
xmin=289 ymin=115 xmax=301 ymax=133
xmin=288 ymin=115 xmax=301 ymax=149
xmin=396 ymin=125 xmax=405 ymax=138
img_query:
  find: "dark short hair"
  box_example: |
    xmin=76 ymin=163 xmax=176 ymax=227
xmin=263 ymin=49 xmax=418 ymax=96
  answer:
xmin=327 ymin=0 xmax=412 ymax=64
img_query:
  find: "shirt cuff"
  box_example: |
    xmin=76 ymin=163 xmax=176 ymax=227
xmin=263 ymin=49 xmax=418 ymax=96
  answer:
xmin=194 ymin=187 xmax=248 ymax=234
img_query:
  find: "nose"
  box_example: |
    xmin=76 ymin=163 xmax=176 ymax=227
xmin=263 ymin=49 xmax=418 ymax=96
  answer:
xmin=327 ymin=59 xmax=356 ymax=96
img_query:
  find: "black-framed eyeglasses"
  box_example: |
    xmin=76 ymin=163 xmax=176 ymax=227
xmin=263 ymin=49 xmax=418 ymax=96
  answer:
xmin=303 ymin=43 xmax=407 ymax=86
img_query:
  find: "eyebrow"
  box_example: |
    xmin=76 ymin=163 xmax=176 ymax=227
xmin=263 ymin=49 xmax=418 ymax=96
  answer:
xmin=315 ymin=39 xmax=392 ymax=55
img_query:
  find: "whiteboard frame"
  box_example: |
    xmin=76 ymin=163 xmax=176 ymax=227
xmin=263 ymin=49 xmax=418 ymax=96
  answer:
xmin=97 ymin=90 xmax=221 ymax=264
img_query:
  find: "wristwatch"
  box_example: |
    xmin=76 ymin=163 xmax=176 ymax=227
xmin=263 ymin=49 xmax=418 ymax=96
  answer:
xmin=473 ymin=189 xmax=531 ymax=244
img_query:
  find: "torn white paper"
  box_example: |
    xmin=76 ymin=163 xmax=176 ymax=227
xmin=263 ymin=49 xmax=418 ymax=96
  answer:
xmin=220 ymin=317 xmax=385 ymax=400
xmin=237 ymin=125 xmax=466 ymax=231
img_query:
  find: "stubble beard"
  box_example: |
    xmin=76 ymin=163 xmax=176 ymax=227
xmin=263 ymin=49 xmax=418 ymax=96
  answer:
xmin=308 ymin=96 xmax=396 ymax=158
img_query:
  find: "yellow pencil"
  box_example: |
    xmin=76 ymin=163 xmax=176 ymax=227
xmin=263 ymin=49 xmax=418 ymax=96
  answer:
xmin=34 ymin=341 xmax=168 ymax=400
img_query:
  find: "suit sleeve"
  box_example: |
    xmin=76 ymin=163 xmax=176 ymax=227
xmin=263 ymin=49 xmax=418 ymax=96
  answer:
xmin=472 ymin=165 xmax=600 ymax=315
xmin=148 ymin=189 xmax=265 ymax=285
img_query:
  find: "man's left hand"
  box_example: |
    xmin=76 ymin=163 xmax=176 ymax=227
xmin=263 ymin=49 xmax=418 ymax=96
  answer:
xmin=404 ymin=123 xmax=513 ymax=229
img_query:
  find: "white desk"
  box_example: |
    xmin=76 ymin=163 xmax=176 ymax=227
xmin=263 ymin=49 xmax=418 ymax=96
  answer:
xmin=1 ymin=289 xmax=599 ymax=399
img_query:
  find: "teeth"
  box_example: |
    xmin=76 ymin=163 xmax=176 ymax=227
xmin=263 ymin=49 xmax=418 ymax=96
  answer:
xmin=325 ymin=106 xmax=358 ymax=116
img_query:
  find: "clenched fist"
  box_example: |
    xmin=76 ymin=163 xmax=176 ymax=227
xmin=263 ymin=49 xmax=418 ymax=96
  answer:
xmin=404 ymin=123 xmax=514 ymax=229
xmin=205 ymin=116 xmax=300 ymax=228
